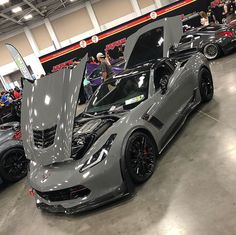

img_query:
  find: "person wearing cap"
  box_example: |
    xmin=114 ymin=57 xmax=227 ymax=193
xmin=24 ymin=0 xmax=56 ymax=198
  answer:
xmin=96 ymin=52 xmax=113 ymax=81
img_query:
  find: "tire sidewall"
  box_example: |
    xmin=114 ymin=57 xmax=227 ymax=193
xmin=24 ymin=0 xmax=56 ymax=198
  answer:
xmin=0 ymin=147 xmax=27 ymax=182
xmin=125 ymin=131 xmax=157 ymax=184
xmin=199 ymin=68 xmax=214 ymax=102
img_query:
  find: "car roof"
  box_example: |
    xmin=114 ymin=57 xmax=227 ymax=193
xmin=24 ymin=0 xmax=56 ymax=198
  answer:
xmin=183 ymin=25 xmax=225 ymax=36
xmin=115 ymin=59 xmax=164 ymax=78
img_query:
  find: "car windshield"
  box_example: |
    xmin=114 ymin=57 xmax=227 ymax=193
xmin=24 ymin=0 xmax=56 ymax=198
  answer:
xmin=86 ymin=71 xmax=150 ymax=114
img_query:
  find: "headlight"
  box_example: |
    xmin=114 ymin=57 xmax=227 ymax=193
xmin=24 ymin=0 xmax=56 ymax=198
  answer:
xmin=79 ymin=134 xmax=116 ymax=172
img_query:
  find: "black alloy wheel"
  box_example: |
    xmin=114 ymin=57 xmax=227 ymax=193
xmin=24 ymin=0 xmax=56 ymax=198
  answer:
xmin=199 ymin=68 xmax=214 ymax=102
xmin=203 ymin=44 xmax=220 ymax=60
xmin=0 ymin=147 xmax=28 ymax=182
xmin=125 ymin=132 xmax=157 ymax=184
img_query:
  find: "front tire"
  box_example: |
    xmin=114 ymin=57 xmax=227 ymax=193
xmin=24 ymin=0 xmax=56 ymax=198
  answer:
xmin=199 ymin=68 xmax=214 ymax=102
xmin=203 ymin=43 xmax=220 ymax=60
xmin=125 ymin=132 xmax=158 ymax=184
xmin=0 ymin=147 xmax=28 ymax=182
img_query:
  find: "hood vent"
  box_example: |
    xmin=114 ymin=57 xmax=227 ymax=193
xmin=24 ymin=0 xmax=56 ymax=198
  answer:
xmin=33 ymin=125 xmax=57 ymax=149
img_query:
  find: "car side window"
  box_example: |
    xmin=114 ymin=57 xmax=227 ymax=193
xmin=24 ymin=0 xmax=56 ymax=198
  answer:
xmin=154 ymin=62 xmax=173 ymax=91
xmin=179 ymin=35 xmax=193 ymax=44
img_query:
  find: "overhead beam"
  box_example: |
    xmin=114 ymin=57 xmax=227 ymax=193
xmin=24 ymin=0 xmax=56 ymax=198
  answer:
xmin=60 ymin=0 xmax=66 ymax=8
xmin=22 ymin=0 xmax=45 ymax=17
xmin=0 ymin=13 xmax=23 ymax=25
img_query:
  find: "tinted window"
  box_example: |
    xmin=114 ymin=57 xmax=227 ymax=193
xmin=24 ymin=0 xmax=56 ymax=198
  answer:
xmin=200 ymin=26 xmax=222 ymax=31
xmin=180 ymin=35 xmax=193 ymax=44
xmin=127 ymin=27 xmax=164 ymax=68
xmin=154 ymin=63 xmax=173 ymax=91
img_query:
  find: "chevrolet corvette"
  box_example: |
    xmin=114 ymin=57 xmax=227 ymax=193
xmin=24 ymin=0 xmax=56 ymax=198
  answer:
xmin=21 ymin=16 xmax=214 ymax=214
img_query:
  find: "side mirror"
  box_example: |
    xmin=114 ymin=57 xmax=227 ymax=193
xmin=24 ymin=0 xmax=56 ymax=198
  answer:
xmin=160 ymin=75 xmax=169 ymax=95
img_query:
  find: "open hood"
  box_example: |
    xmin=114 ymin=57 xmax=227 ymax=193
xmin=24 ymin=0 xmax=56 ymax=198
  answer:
xmin=21 ymin=55 xmax=88 ymax=166
xmin=124 ymin=16 xmax=183 ymax=69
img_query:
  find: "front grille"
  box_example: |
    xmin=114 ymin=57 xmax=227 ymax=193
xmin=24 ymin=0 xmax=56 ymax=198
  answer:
xmin=36 ymin=185 xmax=91 ymax=202
xmin=33 ymin=125 xmax=57 ymax=149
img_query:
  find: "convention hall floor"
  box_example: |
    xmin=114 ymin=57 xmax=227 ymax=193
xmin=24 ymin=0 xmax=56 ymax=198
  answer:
xmin=1 ymin=52 xmax=236 ymax=235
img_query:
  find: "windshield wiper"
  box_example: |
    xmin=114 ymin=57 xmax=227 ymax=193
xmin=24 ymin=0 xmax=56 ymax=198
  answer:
xmin=94 ymin=109 xmax=128 ymax=116
xmin=81 ymin=112 xmax=95 ymax=118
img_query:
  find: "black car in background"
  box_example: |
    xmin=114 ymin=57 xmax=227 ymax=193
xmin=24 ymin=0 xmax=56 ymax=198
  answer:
xmin=0 ymin=122 xmax=27 ymax=184
xmin=0 ymin=100 xmax=21 ymax=124
xmin=170 ymin=24 xmax=236 ymax=60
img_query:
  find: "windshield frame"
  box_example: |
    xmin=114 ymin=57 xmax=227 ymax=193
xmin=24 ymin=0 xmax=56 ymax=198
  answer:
xmin=85 ymin=70 xmax=151 ymax=114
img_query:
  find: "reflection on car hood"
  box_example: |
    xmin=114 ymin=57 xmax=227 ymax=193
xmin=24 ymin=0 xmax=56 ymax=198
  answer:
xmin=21 ymin=55 xmax=88 ymax=166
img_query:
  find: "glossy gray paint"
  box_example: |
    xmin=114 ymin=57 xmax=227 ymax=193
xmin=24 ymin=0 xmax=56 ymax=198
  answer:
xmin=27 ymin=53 xmax=210 ymax=213
xmin=22 ymin=17 xmax=212 ymax=213
xmin=21 ymin=55 xmax=88 ymax=166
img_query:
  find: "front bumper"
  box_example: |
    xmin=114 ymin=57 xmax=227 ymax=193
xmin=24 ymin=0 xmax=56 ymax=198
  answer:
xmin=29 ymin=153 xmax=134 ymax=214
xmin=36 ymin=186 xmax=131 ymax=214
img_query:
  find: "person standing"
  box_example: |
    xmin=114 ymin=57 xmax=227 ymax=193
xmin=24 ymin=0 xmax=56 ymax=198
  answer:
xmin=208 ymin=6 xmax=217 ymax=24
xmin=83 ymin=77 xmax=93 ymax=101
xmin=199 ymin=11 xmax=210 ymax=26
xmin=0 ymin=91 xmax=10 ymax=106
xmin=96 ymin=52 xmax=113 ymax=81
xmin=223 ymin=0 xmax=236 ymax=22
xmin=13 ymin=87 xmax=22 ymax=99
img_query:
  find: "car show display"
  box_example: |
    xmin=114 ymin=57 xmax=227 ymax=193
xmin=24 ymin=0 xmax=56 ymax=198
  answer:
xmin=19 ymin=16 xmax=214 ymax=214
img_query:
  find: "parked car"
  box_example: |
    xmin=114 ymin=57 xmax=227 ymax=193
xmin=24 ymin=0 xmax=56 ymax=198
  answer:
xmin=0 ymin=122 xmax=27 ymax=184
xmin=21 ymin=16 xmax=213 ymax=214
xmin=170 ymin=24 xmax=236 ymax=60
xmin=0 ymin=99 xmax=21 ymax=124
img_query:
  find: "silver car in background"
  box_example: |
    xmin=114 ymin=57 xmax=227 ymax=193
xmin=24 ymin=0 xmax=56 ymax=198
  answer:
xmin=21 ymin=16 xmax=214 ymax=214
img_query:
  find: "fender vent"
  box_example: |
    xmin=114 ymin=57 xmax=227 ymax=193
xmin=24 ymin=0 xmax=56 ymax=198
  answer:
xmin=33 ymin=125 xmax=57 ymax=149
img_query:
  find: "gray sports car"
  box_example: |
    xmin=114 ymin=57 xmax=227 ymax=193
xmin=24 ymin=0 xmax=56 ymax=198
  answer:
xmin=21 ymin=16 xmax=214 ymax=214
xmin=0 ymin=122 xmax=27 ymax=184
xmin=170 ymin=24 xmax=236 ymax=60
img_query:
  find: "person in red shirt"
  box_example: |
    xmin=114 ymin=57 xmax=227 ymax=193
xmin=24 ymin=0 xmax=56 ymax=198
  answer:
xmin=13 ymin=87 xmax=22 ymax=99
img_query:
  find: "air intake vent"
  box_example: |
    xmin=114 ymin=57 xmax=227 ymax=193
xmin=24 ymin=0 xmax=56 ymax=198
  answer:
xmin=35 ymin=185 xmax=91 ymax=202
xmin=33 ymin=125 xmax=57 ymax=149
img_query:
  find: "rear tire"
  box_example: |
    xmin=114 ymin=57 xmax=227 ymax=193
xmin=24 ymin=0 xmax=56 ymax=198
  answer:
xmin=203 ymin=43 xmax=220 ymax=60
xmin=199 ymin=68 xmax=214 ymax=102
xmin=125 ymin=132 xmax=158 ymax=184
xmin=0 ymin=147 xmax=28 ymax=182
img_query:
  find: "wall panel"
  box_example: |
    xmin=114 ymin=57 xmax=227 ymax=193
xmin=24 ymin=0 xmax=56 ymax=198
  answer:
xmin=51 ymin=8 xmax=93 ymax=42
xmin=138 ymin=0 xmax=155 ymax=9
xmin=93 ymin=0 xmax=134 ymax=25
xmin=0 ymin=33 xmax=33 ymax=66
xmin=31 ymin=24 xmax=52 ymax=51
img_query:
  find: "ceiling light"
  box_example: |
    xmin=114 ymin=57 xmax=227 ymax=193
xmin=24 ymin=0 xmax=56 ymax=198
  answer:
xmin=24 ymin=14 xmax=33 ymax=20
xmin=0 ymin=0 xmax=9 ymax=5
xmin=12 ymin=6 xmax=22 ymax=13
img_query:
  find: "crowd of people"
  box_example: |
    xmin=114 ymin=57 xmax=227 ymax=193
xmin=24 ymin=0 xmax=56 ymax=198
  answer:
xmin=0 ymin=87 xmax=22 ymax=107
xmin=200 ymin=0 xmax=236 ymax=26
